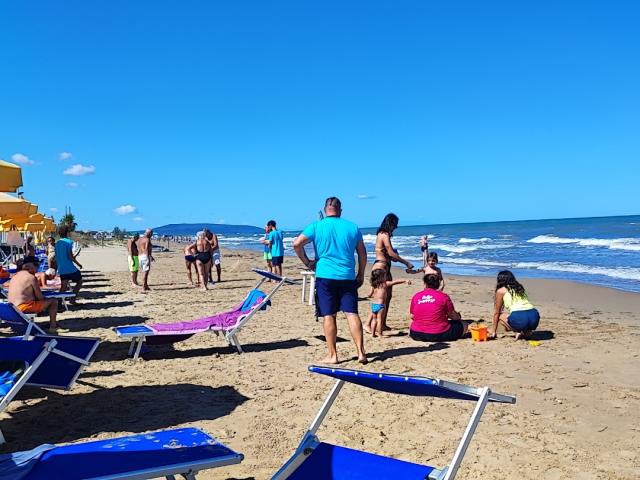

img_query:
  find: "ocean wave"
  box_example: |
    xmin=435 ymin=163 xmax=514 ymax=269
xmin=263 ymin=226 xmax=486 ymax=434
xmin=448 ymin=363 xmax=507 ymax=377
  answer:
xmin=442 ymin=257 xmax=506 ymax=267
xmin=430 ymin=242 xmax=514 ymax=254
xmin=527 ymin=235 xmax=640 ymax=251
xmin=458 ymin=237 xmax=490 ymax=244
xmin=514 ymin=261 xmax=640 ymax=281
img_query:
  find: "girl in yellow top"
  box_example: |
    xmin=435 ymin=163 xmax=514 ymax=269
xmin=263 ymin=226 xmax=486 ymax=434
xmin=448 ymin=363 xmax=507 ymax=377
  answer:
xmin=490 ymin=270 xmax=540 ymax=340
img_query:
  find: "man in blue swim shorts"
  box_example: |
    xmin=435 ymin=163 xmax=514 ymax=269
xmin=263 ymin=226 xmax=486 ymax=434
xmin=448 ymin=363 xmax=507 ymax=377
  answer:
xmin=293 ymin=197 xmax=368 ymax=364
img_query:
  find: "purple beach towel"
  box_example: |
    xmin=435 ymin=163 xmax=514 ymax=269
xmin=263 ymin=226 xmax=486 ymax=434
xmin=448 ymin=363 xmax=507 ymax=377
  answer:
xmin=149 ymin=290 xmax=268 ymax=335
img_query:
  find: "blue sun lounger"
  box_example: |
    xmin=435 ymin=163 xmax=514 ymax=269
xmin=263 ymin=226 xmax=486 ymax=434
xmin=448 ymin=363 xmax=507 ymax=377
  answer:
xmin=0 ymin=302 xmax=46 ymax=338
xmin=272 ymin=366 xmax=517 ymax=480
xmin=0 ymin=427 xmax=243 ymax=479
xmin=114 ymin=268 xmax=295 ymax=359
xmin=0 ymin=335 xmax=99 ymax=444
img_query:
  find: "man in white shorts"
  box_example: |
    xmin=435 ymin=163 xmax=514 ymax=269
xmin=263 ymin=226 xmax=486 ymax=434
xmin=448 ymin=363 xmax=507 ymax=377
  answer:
xmin=136 ymin=229 xmax=154 ymax=291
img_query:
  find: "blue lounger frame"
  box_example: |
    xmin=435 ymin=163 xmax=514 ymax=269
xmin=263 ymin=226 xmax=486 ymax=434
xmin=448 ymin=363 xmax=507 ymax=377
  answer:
xmin=272 ymin=366 xmax=517 ymax=480
xmin=0 ymin=335 xmax=100 ymax=444
xmin=0 ymin=302 xmax=47 ymax=338
xmin=0 ymin=427 xmax=243 ymax=479
xmin=115 ymin=268 xmax=295 ymax=359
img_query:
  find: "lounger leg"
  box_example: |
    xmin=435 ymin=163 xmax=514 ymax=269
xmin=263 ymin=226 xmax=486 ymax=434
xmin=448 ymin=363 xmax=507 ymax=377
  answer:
xmin=128 ymin=339 xmax=136 ymax=356
xmin=233 ymin=335 xmax=243 ymax=354
xmin=308 ymin=275 xmax=315 ymax=306
xmin=133 ymin=338 xmax=144 ymax=360
xmin=301 ymin=274 xmax=307 ymax=303
xmin=0 ymin=427 xmax=5 ymax=445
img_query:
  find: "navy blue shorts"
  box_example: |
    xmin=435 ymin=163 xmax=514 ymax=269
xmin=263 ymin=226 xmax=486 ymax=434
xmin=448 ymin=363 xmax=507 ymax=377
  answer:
xmin=271 ymin=256 xmax=284 ymax=266
xmin=508 ymin=309 xmax=540 ymax=332
xmin=60 ymin=270 xmax=82 ymax=283
xmin=315 ymin=278 xmax=359 ymax=316
xmin=410 ymin=321 xmax=465 ymax=342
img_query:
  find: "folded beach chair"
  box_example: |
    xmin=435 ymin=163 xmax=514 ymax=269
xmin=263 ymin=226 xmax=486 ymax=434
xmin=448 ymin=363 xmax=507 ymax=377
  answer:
xmin=0 ymin=302 xmax=46 ymax=338
xmin=272 ymin=366 xmax=517 ymax=480
xmin=0 ymin=427 xmax=243 ymax=479
xmin=0 ymin=334 xmax=100 ymax=444
xmin=115 ymin=268 xmax=294 ymax=359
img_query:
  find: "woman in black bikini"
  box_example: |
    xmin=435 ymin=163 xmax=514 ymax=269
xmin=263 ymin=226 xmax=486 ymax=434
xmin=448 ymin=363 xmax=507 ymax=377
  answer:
xmin=371 ymin=213 xmax=414 ymax=333
xmin=187 ymin=231 xmax=213 ymax=291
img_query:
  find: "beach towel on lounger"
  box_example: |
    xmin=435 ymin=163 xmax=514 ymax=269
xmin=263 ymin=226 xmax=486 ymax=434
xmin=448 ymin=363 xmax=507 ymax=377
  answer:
xmin=150 ymin=289 xmax=270 ymax=335
xmin=0 ymin=444 xmax=56 ymax=480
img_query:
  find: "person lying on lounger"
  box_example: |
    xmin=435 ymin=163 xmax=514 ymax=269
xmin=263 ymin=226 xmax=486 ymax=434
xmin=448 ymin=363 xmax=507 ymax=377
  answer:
xmin=35 ymin=268 xmax=57 ymax=288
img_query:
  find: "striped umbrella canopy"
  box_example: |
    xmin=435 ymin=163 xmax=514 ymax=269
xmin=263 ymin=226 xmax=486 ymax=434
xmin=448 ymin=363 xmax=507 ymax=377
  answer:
xmin=0 ymin=160 xmax=23 ymax=192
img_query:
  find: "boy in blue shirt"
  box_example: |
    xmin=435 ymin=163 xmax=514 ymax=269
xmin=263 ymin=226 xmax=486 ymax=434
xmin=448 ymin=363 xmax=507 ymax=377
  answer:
xmin=263 ymin=220 xmax=285 ymax=277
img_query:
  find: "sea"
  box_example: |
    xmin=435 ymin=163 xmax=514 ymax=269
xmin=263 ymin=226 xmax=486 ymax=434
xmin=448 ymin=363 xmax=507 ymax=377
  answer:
xmin=217 ymin=215 xmax=640 ymax=293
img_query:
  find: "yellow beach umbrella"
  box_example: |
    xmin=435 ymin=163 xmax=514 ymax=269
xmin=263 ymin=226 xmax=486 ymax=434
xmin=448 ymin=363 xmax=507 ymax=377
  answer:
xmin=21 ymin=222 xmax=46 ymax=233
xmin=0 ymin=193 xmax=33 ymax=216
xmin=0 ymin=160 xmax=23 ymax=192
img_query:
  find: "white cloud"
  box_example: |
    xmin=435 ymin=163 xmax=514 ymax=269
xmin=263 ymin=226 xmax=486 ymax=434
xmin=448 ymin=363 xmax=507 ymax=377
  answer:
xmin=49 ymin=207 xmax=58 ymax=213
xmin=114 ymin=204 xmax=137 ymax=215
xmin=59 ymin=151 xmax=72 ymax=161
xmin=356 ymin=194 xmax=376 ymax=200
xmin=133 ymin=216 xmax=144 ymax=222
xmin=66 ymin=182 xmax=79 ymax=188
xmin=216 ymin=218 xmax=226 ymax=224
xmin=63 ymin=164 xmax=95 ymax=176
xmin=11 ymin=153 xmax=35 ymax=165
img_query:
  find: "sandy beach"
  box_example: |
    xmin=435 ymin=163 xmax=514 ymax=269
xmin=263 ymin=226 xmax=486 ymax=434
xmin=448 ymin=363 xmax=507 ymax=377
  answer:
xmin=1 ymin=244 xmax=639 ymax=479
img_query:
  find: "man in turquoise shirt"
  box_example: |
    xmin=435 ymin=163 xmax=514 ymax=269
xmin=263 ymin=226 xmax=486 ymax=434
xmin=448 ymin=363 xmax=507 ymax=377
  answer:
xmin=54 ymin=224 xmax=83 ymax=302
xmin=293 ymin=197 xmax=367 ymax=364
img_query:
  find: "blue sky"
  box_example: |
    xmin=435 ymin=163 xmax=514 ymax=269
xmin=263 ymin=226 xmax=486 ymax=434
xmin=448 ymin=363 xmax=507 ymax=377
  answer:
xmin=1 ymin=1 xmax=639 ymax=231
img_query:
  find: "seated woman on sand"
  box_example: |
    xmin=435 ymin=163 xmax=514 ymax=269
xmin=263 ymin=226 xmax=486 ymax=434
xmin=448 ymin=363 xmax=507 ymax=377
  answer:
xmin=490 ymin=270 xmax=540 ymax=340
xmin=409 ymin=273 xmax=469 ymax=342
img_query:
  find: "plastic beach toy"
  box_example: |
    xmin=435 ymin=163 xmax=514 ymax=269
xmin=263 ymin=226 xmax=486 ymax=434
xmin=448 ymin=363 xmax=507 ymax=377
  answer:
xmin=470 ymin=322 xmax=488 ymax=342
xmin=528 ymin=340 xmax=541 ymax=347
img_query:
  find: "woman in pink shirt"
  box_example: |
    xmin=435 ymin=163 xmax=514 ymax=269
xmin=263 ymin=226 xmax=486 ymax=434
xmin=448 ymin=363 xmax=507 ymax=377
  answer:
xmin=409 ymin=274 xmax=469 ymax=342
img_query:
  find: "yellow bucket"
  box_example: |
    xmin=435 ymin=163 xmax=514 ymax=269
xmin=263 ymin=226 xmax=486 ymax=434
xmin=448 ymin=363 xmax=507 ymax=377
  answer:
xmin=470 ymin=324 xmax=488 ymax=342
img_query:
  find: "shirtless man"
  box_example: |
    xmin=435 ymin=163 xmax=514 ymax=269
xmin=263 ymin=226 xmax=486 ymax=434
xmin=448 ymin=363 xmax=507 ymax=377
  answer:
xmin=136 ymin=229 xmax=154 ymax=291
xmin=127 ymin=233 xmax=140 ymax=288
xmin=188 ymin=231 xmax=212 ymax=290
xmin=8 ymin=257 xmax=58 ymax=332
xmin=207 ymin=229 xmax=222 ymax=283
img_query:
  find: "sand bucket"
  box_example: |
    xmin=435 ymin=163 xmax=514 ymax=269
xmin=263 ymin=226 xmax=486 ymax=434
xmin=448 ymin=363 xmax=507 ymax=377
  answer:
xmin=470 ymin=323 xmax=488 ymax=342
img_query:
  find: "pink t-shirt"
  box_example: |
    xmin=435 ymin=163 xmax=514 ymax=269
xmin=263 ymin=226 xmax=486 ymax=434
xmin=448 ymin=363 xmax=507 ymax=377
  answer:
xmin=410 ymin=288 xmax=455 ymax=334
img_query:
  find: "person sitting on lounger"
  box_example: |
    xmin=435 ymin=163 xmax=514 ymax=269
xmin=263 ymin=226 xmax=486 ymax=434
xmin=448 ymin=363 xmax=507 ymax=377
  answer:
xmin=409 ymin=273 xmax=469 ymax=342
xmin=35 ymin=268 xmax=57 ymax=288
xmin=490 ymin=270 xmax=540 ymax=340
xmin=8 ymin=256 xmax=59 ymax=333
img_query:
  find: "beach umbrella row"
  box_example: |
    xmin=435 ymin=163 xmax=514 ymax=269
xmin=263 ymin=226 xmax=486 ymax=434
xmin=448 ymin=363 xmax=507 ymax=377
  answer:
xmin=0 ymin=163 xmax=56 ymax=236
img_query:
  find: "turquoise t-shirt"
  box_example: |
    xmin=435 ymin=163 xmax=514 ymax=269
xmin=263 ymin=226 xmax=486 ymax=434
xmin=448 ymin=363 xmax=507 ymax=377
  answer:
xmin=54 ymin=238 xmax=78 ymax=275
xmin=268 ymin=229 xmax=285 ymax=257
xmin=302 ymin=217 xmax=363 ymax=280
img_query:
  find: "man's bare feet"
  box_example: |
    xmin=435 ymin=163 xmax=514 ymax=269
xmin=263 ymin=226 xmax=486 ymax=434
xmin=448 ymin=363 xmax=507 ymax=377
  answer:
xmin=320 ymin=355 xmax=338 ymax=364
xmin=358 ymin=355 xmax=368 ymax=364
xmin=382 ymin=326 xmax=392 ymax=332
xmin=363 ymin=326 xmax=372 ymax=334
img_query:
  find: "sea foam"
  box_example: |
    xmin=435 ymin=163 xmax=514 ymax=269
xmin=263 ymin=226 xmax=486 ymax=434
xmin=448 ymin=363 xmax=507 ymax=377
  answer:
xmin=528 ymin=235 xmax=640 ymax=252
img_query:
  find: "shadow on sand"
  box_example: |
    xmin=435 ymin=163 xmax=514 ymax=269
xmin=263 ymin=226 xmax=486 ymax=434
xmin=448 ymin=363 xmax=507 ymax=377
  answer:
xmin=368 ymin=342 xmax=450 ymax=363
xmin=58 ymin=315 xmax=149 ymax=332
xmin=1 ymin=384 xmax=249 ymax=451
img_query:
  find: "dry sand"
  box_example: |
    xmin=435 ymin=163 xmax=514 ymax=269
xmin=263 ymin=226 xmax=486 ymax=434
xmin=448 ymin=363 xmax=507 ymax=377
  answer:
xmin=1 ymin=244 xmax=639 ymax=479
